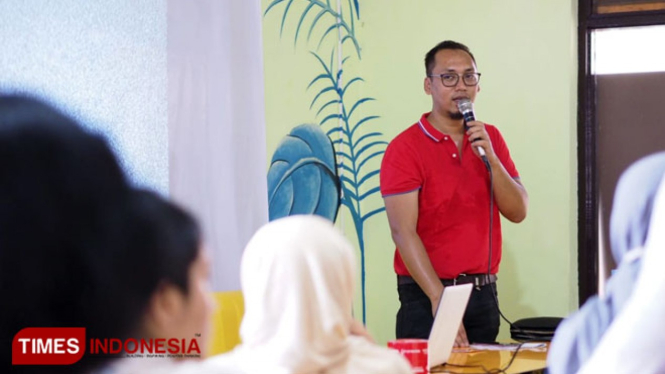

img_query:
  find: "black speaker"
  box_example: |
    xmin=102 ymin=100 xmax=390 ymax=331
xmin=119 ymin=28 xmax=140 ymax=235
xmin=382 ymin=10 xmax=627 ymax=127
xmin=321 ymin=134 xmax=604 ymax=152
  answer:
xmin=510 ymin=317 xmax=563 ymax=342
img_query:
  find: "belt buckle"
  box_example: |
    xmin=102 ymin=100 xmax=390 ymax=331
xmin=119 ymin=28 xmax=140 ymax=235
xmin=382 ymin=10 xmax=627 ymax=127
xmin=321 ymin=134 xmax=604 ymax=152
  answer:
xmin=454 ymin=273 xmax=467 ymax=286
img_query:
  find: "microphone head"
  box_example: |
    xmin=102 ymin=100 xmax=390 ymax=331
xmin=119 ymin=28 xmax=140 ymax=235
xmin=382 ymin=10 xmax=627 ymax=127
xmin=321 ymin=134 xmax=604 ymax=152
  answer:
xmin=456 ymin=98 xmax=475 ymax=123
xmin=456 ymin=99 xmax=474 ymax=115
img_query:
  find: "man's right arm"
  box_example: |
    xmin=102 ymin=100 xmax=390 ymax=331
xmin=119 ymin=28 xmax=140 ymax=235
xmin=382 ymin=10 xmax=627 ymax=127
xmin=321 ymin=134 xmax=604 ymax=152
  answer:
xmin=384 ymin=191 xmax=443 ymax=313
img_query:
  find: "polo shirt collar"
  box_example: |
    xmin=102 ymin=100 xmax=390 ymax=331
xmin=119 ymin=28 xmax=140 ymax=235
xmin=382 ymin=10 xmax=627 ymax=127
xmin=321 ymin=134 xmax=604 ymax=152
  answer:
xmin=417 ymin=112 xmax=444 ymax=142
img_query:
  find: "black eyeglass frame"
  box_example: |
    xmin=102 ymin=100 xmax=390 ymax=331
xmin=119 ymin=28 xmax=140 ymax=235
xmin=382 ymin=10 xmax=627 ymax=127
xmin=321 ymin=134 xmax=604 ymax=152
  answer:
xmin=427 ymin=72 xmax=482 ymax=87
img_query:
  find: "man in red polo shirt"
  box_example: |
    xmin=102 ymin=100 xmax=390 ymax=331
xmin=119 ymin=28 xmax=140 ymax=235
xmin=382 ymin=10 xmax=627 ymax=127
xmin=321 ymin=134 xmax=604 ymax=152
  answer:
xmin=380 ymin=40 xmax=528 ymax=346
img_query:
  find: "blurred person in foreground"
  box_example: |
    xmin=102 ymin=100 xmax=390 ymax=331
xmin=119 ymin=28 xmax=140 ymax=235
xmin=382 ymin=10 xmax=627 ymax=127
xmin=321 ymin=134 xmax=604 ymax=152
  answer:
xmin=0 ymin=95 xmax=217 ymax=374
xmin=578 ymin=162 xmax=665 ymax=373
xmin=1 ymin=94 xmax=132 ymax=373
xmin=103 ymin=189 xmax=219 ymax=374
xmin=209 ymin=215 xmax=412 ymax=374
xmin=548 ymin=152 xmax=665 ymax=374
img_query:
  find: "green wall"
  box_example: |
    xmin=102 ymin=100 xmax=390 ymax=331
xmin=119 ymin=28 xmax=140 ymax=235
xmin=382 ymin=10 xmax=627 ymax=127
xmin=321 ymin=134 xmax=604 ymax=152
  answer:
xmin=262 ymin=0 xmax=578 ymax=344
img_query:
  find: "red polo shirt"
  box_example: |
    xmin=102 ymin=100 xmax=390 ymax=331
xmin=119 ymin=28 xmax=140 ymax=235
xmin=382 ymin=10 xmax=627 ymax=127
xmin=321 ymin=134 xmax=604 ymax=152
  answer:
xmin=380 ymin=112 xmax=519 ymax=279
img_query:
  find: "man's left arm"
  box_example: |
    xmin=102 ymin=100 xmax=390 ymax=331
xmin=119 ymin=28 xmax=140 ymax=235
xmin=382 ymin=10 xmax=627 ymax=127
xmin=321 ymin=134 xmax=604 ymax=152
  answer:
xmin=487 ymin=157 xmax=528 ymax=223
xmin=466 ymin=121 xmax=528 ymax=223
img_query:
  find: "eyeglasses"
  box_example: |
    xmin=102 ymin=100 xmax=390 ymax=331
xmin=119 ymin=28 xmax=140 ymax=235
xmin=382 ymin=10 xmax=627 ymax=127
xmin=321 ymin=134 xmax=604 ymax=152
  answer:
xmin=428 ymin=72 xmax=481 ymax=87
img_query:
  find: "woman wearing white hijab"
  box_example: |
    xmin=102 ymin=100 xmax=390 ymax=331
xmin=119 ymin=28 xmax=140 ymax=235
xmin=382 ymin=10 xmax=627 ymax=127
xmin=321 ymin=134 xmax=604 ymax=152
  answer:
xmin=577 ymin=171 xmax=665 ymax=373
xmin=210 ymin=215 xmax=411 ymax=374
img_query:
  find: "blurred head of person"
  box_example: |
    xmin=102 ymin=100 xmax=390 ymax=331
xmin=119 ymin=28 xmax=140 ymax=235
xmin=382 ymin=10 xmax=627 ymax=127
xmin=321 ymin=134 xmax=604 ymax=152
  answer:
xmin=125 ymin=189 xmax=214 ymax=356
xmin=610 ymin=152 xmax=665 ymax=264
xmin=237 ymin=215 xmax=356 ymax=373
xmin=0 ymin=95 xmax=212 ymax=373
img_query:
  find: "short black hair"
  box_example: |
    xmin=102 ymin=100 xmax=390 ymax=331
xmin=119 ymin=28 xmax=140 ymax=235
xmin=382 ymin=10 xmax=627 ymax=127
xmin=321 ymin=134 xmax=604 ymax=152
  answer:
xmin=0 ymin=95 xmax=201 ymax=373
xmin=109 ymin=188 xmax=201 ymax=336
xmin=424 ymin=40 xmax=476 ymax=76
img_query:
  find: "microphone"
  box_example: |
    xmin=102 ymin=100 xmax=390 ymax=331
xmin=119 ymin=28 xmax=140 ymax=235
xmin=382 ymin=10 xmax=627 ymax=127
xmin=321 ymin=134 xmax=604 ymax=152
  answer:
xmin=457 ymin=99 xmax=490 ymax=169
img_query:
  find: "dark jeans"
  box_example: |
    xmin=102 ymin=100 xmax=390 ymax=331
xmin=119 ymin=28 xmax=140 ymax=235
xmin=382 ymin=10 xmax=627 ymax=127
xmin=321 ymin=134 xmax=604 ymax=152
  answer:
xmin=396 ymin=281 xmax=500 ymax=343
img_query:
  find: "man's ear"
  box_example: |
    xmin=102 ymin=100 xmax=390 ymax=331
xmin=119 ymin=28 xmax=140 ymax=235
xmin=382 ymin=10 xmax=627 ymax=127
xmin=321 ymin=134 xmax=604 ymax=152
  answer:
xmin=143 ymin=283 xmax=185 ymax=337
xmin=424 ymin=76 xmax=432 ymax=95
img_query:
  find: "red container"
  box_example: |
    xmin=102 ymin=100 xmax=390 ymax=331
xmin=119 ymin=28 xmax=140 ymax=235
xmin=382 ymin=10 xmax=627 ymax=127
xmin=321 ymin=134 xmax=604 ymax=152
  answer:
xmin=387 ymin=338 xmax=428 ymax=373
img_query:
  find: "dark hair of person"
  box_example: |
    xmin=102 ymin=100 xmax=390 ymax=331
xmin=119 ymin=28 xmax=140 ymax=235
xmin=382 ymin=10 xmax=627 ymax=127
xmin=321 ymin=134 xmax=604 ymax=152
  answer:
xmin=110 ymin=188 xmax=202 ymax=335
xmin=0 ymin=95 xmax=201 ymax=373
xmin=424 ymin=40 xmax=476 ymax=76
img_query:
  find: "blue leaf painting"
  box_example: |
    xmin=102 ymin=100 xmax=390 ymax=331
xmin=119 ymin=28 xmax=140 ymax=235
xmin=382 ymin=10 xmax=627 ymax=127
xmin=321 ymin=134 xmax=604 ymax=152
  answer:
xmin=265 ymin=0 xmax=383 ymax=324
xmin=267 ymin=124 xmax=341 ymax=222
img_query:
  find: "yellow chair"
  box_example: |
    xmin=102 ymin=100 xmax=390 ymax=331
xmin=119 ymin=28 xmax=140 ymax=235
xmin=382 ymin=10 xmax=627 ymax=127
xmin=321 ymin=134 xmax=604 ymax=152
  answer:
xmin=208 ymin=290 xmax=244 ymax=356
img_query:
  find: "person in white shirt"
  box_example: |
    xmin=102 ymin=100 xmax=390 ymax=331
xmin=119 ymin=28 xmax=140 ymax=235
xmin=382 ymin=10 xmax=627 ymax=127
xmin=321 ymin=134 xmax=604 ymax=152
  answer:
xmin=577 ymin=171 xmax=665 ymax=373
xmin=548 ymin=152 xmax=665 ymax=374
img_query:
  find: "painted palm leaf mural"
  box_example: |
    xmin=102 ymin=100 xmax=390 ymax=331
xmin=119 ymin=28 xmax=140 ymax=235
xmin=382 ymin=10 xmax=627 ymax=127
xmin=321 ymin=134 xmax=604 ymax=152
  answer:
xmin=265 ymin=0 xmax=361 ymax=58
xmin=265 ymin=0 xmax=385 ymax=323
xmin=268 ymin=124 xmax=341 ymax=221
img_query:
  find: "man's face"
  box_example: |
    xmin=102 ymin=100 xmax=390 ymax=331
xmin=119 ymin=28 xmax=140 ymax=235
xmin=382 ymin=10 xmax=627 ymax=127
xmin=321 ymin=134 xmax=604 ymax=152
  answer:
xmin=424 ymin=49 xmax=480 ymax=120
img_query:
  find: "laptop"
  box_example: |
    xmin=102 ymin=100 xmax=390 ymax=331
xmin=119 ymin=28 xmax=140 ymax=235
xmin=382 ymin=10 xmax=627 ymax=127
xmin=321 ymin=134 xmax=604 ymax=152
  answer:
xmin=427 ymin=283 xmax=473 ymax=370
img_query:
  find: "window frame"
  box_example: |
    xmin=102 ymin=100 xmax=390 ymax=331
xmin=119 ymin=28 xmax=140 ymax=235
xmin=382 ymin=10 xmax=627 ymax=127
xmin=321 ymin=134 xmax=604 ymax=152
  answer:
xmin=577 ymin=0 xmax=665 ymax=305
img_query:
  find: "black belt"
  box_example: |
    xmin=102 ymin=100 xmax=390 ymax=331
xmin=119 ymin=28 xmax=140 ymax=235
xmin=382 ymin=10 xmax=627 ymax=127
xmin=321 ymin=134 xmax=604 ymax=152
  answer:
xmin=397 ymin=274 xmax=497 ymax=287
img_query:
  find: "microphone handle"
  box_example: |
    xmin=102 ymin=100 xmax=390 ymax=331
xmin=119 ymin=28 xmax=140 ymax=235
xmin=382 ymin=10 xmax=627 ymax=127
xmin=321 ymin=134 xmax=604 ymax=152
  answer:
xmin=462 ymin=113 xmax=487 ymax=157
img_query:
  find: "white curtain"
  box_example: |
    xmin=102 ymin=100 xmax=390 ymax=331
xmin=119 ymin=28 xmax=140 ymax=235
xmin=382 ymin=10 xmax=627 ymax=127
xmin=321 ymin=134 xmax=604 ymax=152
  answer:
xmin=167 ymin=0 xmax=268 ymax=291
